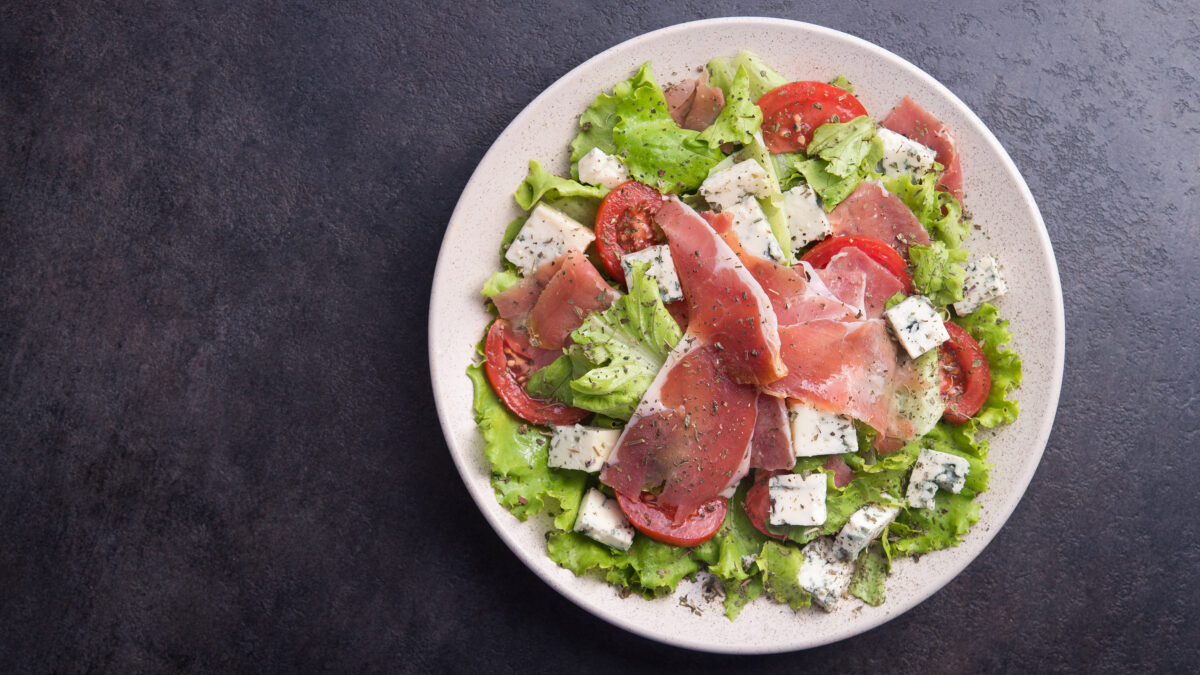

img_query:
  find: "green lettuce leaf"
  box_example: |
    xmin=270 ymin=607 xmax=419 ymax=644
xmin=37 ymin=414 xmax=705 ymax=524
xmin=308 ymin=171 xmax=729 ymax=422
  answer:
xmin=697 ymin=66 xmax=762 ymax=149
xmin=882 ymin=172 xmax=970 ymax=248
xmin=707 ymin=51 xmax=788 ymax=102
xmin=514 ymin=160 xmax=607 ymax=210
xmin=795 ymin=117 xmax=884 ymax=210
xmin=908 ymin=241 xmax=968 ymax=306
xmin=786 ymin=465 xmax=907 ymax=547
xmin=848 ymin=544 xmax=888 ymax=606
xmin=546 ymin=530 xmax=706 ymax=600
xmin=466 ymin=364 xmax=586 ymax=530
xmin=772 ymin=151 xmax=806 ymax=191
xmin=757 ymin=541 xmax=812 ymax=611
xmin=829 ymin=74 xmax=856 ymax=94
xmin=569 ymin=91 xmax=620 ymax=176
xmin=954 ymin=302 xmax=1023 ymax=429
xmin=481 ymin=269 xmax=521 ymax=298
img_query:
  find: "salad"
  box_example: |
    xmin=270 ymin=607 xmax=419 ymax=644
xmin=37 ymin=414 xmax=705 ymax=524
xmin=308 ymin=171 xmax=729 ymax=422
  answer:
xmin=467 ymin=51 xmax=1022 ymax=619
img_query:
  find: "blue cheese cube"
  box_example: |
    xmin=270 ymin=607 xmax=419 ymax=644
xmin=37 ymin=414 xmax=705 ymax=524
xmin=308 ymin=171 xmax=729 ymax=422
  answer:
xmin=619 ymin=244 xmax=683 ymax=303
xmin=877 ymin=127 xmax=938 ymax=179
xmin=953 ymin=255 xmax=1008 ymax=316
xmin=573 ymin=488 xmax=635 ymax=550
xmin=548 ymin=425 xmax=620 ymax=473
xmin=577 ymin=147 xmax=630 ymax=190
xmin=834 ymin=502 xmax=900 ymax=561
xmin=781 ymin=184 xmax=831 ymax=251
xmin=768 ymin=473 xmax=827 ymax=526
xmin=787 ymin=400 xmax=859 ymax=457
xmin=699 ymin=159 xmax=773 ymax=212
xmin=725 ymin=197 xmax=785 ymax=263
xmin=884 ymin=295 xmax=951 ymax=359
xmin=504 ymin=203 xmax=596 ymax=276
xmin=905 ymin=447 xmax=971 ymax=509
xmin=797 ymin=537 xmax=856 ymax=611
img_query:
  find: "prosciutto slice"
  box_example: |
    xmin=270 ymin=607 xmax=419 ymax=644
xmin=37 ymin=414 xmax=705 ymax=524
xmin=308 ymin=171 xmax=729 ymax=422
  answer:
xmin=658 ymin=199 xmax=786 ymax=385
xmin=492 ymin=255 xmax=564 ymax=322
xmin=882 ymin=95 xmax=963 ymax=200
xmin=828 ymin=181 xmax=930 ymax=256
xmin=750 ymin=393 xmax=794 ymax=471
xmin=525 ymin=248 xmax=620 ymax=350
xmin=816 ymin=248 xmax=905 ymax=319
xmin=601 ymin=337 xmax=758 ymax=522
xmin=762 ymin=319 xmax=916 ymax=441
xmin=664 ymin=72 xmax=725 ymax=131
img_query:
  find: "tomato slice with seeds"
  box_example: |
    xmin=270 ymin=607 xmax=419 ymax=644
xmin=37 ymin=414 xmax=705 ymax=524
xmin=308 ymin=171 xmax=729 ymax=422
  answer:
xmin=484 ymin=319 xmax=589 ymax=426
xmin=594 ymin=180 xmax=665 ymax=285
xmin=801 ymin=234 xmax=913 ymax=291
xmin=615 ymin=491 xmax=727 ymax=547
xmin=757 ymin=81 xmax=869 ymax=154
xmin=939 ymin=321 xmax=992 ymax=425
xmin=742 ymin=470 xmax=790 ymax=541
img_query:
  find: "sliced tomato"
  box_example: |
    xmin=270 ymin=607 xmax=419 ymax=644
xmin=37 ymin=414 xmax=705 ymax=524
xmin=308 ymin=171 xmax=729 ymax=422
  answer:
xmin=615 ymin=491 xmax=726 ymax=547
xmin=800 ymin=234 xmax=913 ymax=291
xmin=757 ymin=81 xmax=869 ymax=154
xmin=742 ymin=470 xmax=790 ymax=541
xmin=938 ymin=321 xmax=992 ymax=425
xmin=594 ymin=180 xmax=664 ymax=285
xmin=484 ymin=319 xmax=589 ymax=426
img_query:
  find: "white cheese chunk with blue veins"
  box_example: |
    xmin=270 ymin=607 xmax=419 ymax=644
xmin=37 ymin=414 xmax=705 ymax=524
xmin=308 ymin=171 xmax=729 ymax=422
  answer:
xmin=725 ymin=197 xmax=786 ymax=263
xmin=573 ymin=488 xmax=635 ymax=550
xmin=768 ymin=473 xmax=827 ymax=527
xmin=619 ymin=244 xmax=683 ymax=303
xmin=905 ymin=447 xmax=971 ymax=509
xmin=797 ymin=536 xmax=856 ymax=612
xmin=548 ymin=425 xmax=620 ymax=473
xmin=877 ymin=127 xmax=938 ymax=179
xmin=781 ymin=184 xmax=832 ymax=251
xmin=699 ymin=159 xmax=773 ymax=212
xmin=504 ymin=203 xmax=596 ymax=276
xmin=577 ymin=147 xmax=630 ymax=190
xmin=884 ymin=295 xmax=951 ymax=359
xmin=953 ymin=255 xmax=1008 ymax=316
xmin=834 ymin=502 xmax=901 ymax=561
xmin=787 ymin=399 xmax=859 ymax=457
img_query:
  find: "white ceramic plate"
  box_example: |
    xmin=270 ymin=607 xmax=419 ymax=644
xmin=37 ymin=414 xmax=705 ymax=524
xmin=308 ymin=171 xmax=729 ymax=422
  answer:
xmin=429 ymin=17 xmax=1064 ymax=653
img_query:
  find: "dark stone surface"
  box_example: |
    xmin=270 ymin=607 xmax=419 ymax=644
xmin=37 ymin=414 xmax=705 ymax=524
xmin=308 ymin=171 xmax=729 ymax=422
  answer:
xmin=1 ymin=1 xmax=1197 ymax=671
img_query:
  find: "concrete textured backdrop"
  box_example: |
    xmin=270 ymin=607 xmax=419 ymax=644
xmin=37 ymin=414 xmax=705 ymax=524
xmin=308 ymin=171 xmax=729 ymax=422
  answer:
xmin=2 ymin=1 xmax=1197 ymax=672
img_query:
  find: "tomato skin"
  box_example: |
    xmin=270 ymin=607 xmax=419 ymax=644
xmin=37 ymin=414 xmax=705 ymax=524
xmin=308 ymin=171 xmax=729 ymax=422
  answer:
xmin=615 ymin=491 xmax=727 ymax=547
xmin=757 ymin=81 xmax=869 ymax=154
xmin=594 ymin=181 xmax=665 ymax=285
xmin=484 ymin=319 xmax=589 ymax=426
xmin=742 ymin=470 xmax=790 ymax=541
xmin=800 ymin=234 xmax=913 ymax=291
xmin=938 ymin=321 xmax=992 ymax=424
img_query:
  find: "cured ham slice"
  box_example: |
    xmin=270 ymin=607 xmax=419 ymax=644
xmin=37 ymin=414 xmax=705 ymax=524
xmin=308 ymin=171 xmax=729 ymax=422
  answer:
xmin=525 ymin=248 xmax=620 ymax=350
xmin=816 ymin=248 xmax=905 ymax=319
xmin=762 ymin=319 xmax=915 ymax=441
xmin=822 ymin=455 xmax=856 ymax=488
xmin=664 ymin=73 xmax=725 ymax=131
xmin=882 ymin=95 xmax=963 ymax=200
xmin=492 ymin=255 xmax=564 ymax=322
xmin=601 ymin=337 xmax=758 ymax=523
xmin=658 ymin=199 xmax=786 ymax=385
xmin=827 ymin=181 xmax=930 ymax=257
xmin=750 ymin=393 xmax=794 ymax=471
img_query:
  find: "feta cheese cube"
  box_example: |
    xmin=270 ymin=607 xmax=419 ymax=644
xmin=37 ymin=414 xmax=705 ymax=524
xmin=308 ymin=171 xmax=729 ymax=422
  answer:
xmin=699 ymin=159 xmax=773 ymax=211
xmin=548 ymin=425 xmax=620 ymax=473
xmin=781 ymin=184 xmax=832 ymax=251
xmin=884 ymin=295 xmax=951 ymax=359
xmin=725 ymin=197 xmax=786 ymax=263
xmin=797 ymin=537 xmax=856 ymax=611
xmin=905 ymin=447 xmax=971 ymax=509
xmin=577 ymin=147 xmax=631 ymax=190
xmin=953 ymin=255 xmax=1008 ymax=316
xmin=504 ymin=203 xmax=596 ymax=276
xmin=877 ymin=127 xmax=938 ymax=179
xmin=573 ymin=488 xmax=635 ymax=550
xmin=768 ymin=473 xmax=827 ymax=526
xmin=834 ymin=502 xmax=900 ymax=561
xmin=619 ymin=244 xmax=683 ymax=303
xmin=787 ymin=400 xmax=859 ymax=457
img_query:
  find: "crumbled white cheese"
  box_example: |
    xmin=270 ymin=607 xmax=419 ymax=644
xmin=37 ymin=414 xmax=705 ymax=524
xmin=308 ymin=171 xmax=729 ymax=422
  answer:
xmin=953 ymin=255 xmax=1008 ymax=316
xmin=725 ymin=197 xmax=785 ymax=263
xmin=787 ymin=399 xmax=859 ymax=457
xmin=768 ymin=473 xmax=827 ymax=527
xmin=884 ymin=295 xmax=951 ymax=359
xmin=620 ymin=244 xmax=683 ymax=302
xmin=781 ymin=184 xmax=832 ymax=252
xmin=699 ymin=159 xmax=773 ymax=212
xmin=877 ymin=127 xmax=938 ymax=179
xmin=577 ymin=147 xmax=630 ymax=190
xmin=834 ymin=502 xmax=901 ymax=561
xmin=573 ymin=488 xmax=635 ymax=550
xmin=504 ymin=203 xmax=595 ymax=276
xmin=548 ymin=425 xmax=620 ymax=473
xmin=905 ymin=447 xmax=971 ymax=510
xmin=797 ymin=537 xmax=856 ymax=611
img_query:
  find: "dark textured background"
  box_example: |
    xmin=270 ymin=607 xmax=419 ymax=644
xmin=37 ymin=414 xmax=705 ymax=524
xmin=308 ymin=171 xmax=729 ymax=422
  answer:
xmin=1 ymin=1 xmax=1197 ymax=672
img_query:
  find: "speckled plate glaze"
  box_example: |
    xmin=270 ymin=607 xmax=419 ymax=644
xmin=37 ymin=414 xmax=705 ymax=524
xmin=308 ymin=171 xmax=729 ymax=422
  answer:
xmin=429 ymin=17 xmax=1064 ymax=653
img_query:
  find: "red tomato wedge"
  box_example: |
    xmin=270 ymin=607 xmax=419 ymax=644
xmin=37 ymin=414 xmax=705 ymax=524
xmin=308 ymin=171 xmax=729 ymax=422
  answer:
xmin=742 ymin=470 xmax=790 ymax=541
xmin=938 ymin=321 xmax=992 ymax=424
xmin=615 ymin=491 xmax=727 ymax=547
xmin=801 ymin=234 xmax=913 ymax=291
xmin=757 ymin=81 xmax=869 ymax=154
xmin=594 ymin=181 xmax=664 ymax=285
xmin=484 ymin=319 xmax=589 ymax=426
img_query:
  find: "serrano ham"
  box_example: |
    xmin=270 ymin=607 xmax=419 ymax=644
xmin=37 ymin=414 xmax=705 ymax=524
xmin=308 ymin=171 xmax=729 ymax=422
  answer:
xmin=882 ymin=95 xmax=964 ymax=200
